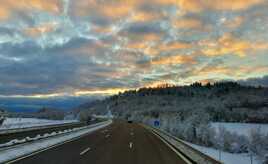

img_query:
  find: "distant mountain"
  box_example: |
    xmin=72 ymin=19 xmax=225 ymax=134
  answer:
xmin=238 ymin=75 xmax=268 ymax=87
xmin=0 ymin=96 xmax=99 ymax=113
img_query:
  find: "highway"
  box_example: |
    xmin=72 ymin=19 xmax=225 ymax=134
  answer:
xmin=12 ymin=121 xmax=188 ymax=164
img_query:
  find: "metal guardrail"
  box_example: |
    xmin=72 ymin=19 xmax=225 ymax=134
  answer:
xmin=144 ymin=124 xmax=222 ymax=164
xmin=0 ymin=121 xmax=82 ymax=135
xmin=0 ymin=120 xmax=111 ymax=150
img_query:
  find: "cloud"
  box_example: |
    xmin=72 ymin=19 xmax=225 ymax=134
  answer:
xmin=158 ymin=42 xmax=192 ymax=51
xmin=151 ymin=55 xmax=196 ymax=65
xmin=0 ymin=0 xmax=62 ymax=20
xmin=165 ymin=0 xmax=264 ymax=13
xmin=0 ymin=0 xmax=267 ymax=99
xmin=172 ymin=18 xmax=203 ymax=29
xmin=223 ymin=16 xmax=244 ymax=29
xmin=199 ymin=33 xmax=268 ymax=57
xmin=23 ymin=22 xmax=58 ymax=37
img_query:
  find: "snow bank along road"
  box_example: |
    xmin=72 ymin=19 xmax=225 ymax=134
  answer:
xmin=5 ymin=120 xmax=220 ymax=164
xmin=0 ymin=122 xmax=86 ymax=145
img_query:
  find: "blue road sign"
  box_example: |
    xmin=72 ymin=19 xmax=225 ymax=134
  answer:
xmin=154 ymin=120 xmax=160 ymax=127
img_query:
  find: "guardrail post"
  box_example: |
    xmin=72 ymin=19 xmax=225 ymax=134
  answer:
xmin=218 ymin=149 xmax=221 ymax=161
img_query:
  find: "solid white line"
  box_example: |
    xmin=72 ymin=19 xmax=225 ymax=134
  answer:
xmin=80 ymin=147 xmax=91 ymax=155
xmin=129 ymin=142 xmax=133 ymax=149
xmin=151 ymin=130 xmax=192 ymax=164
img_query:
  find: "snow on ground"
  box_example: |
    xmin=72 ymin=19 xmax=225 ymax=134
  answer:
xmin=187 ymin=142 xmax=260 ymax=164
xmin=0 ymin=118 xmax=78 ymax=130
xmin=0 ymin=120 xmax=112 ymax=163
xmin=211 ymin=122 xmax=268 ymax=137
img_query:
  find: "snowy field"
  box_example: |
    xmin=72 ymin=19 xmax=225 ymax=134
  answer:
xmin=211 ymin=122 xmax=268 ymax=137
xmin=0 ymin=118 xmax=78 ymax=131
xmin=188 ymin=143 xmax=260 ymax=164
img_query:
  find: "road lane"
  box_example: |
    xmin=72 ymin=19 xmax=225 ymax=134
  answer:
xmin=13 ymin=121 xmax=187 ymax=164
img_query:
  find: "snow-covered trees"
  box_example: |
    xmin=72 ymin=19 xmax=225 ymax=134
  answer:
xmin=146 ymin=112 xmax=268 ymax=161
xmin=0 ymin=109 xmax=6 ymax=126
xmin=0 ymin=117 xmax=5 ymax=126
xmin=248 ymin=127 xmax=268 ymax=162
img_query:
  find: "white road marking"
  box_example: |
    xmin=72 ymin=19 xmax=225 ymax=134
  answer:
xmin=105 ymin=134 xmax=110 ymax=138
xmin=80 ymin=147 xmax=91 ymax=155
xmin=129 ymin=142 xmax=133 ymax=149
xmin=130 ymin=132 xmax=134 ymax=136
xmin=151 ymin=130 xmax=192 ymax=164
xmin=101 ymin=129 xmax=108 ymax=133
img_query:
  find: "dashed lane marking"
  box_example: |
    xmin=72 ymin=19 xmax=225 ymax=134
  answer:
xmin=80 ymin=147 xmax=91 ymax=155
xmin=105 ymin=134 xmax=110 ymax=138
xmin=129 ymin=142 xmax=133 ymax=149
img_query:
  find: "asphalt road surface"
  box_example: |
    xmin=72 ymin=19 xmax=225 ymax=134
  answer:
xmin=13 ymin=121 xmax=187 ymax=164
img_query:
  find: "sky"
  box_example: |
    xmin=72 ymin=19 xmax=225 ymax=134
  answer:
xmin=0 ymin=0 xmax=268 ymax=99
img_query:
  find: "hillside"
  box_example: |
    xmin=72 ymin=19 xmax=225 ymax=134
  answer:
xmin=78 ymin=82 xmax=268 ymax=123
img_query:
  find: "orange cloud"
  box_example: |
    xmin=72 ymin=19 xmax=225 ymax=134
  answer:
xmin=92 ymin=25 xmax=113 ymax=34
xmin=131 ymin=11 xmax=162 ymax=22
xmin=72 ymin=0 xmax=141 ymax=19
xmin=155 ymin=0 xmax=264 ymax=13
xmin=127 ymin=42 xmax=148 ymax=50
xmin=0 ymin=5 xmax=10 ymax=20
xmin=200 ymin=33 xmax=268 ymax=57
xmin=151 ymin=55 xmax=196 ymax=65
xmin=101 ymin=5 xmax=132 ymax=19
xmin=143 ymin=34 xmax=161 ymax=42
xmin=207 ymin=0 xmax=263 ymax=11
xmin=172 ymin=18 xmax=202 ymax=29
xmin=223 ymin=16 xmax=244 ymax=29
xmin=0 ymin=0 xmax=62 ymax=20
xmin=70 ymin=0 xmax=265 ymax=20
xmin=194 ymin=65 xmax=268 ymax=79
xmin=24 ymin=23 xmax=57 ymax=37
xmin=126 ymin=40 xmax=191 ymax=56
xmin=22 ymin=0 xmax=61 ymax=13
xmin=158 ymin=42 xmax=192 ymax=51
xmin=123 ymin=33 xmax=162 ymax=56
xmin=196 ymin=66 xmax=231 ymax=76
